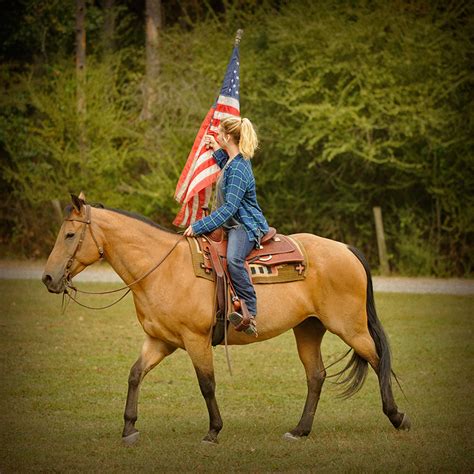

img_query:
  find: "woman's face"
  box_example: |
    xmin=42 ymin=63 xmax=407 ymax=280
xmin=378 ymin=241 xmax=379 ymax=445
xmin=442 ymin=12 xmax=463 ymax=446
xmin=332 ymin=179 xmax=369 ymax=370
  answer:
xmin=217 ymin=126 xmax=226 ymax=148
xmin=217 ymin=126 xmax=233 ymax=149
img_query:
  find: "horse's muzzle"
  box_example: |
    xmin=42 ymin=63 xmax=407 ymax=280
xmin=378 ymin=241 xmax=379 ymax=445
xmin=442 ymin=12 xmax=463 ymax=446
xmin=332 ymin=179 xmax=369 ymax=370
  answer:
xmin=42 ymin=272 xmax=66 ymax=294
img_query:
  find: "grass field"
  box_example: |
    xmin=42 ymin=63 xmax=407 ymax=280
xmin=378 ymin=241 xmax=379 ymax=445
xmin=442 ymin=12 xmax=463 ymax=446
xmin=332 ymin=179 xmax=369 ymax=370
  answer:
xmin=0 ymin=280 xmax=473 ymax=472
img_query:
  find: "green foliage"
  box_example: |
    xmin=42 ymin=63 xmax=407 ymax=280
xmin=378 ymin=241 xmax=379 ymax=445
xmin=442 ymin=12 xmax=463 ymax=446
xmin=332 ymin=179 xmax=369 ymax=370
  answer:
xmin=0 ymin=0 xmax=472 ymax=275
xmin=245 ymin=1 xmax=473 ymax=274
xmin=395 ymin=209 xmax=444 ymax=276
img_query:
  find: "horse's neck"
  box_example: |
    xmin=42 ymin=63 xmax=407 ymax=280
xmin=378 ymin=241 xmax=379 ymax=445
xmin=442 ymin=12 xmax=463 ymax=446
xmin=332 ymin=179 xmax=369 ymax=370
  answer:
xmin=95 ymin=208 xmax=180 ymax=285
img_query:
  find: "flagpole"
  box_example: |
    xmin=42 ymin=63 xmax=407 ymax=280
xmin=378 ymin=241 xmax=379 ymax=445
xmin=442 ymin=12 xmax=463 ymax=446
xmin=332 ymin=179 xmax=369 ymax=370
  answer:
xmin=234 ymin=29 xmax=243 ymax=46
xmin=206 ymin=29 xmax=244 ymax=215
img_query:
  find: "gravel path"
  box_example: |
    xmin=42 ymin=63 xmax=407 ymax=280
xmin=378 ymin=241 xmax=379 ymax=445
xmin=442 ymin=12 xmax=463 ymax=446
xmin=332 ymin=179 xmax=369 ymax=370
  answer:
xmin=1 ymin=260 xmax=473 ymax=295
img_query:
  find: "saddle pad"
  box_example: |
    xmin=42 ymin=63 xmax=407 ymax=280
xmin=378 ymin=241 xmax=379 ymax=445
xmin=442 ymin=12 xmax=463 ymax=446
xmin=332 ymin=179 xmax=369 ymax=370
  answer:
xmin=187 ymin=236 xmax=308 ymax=284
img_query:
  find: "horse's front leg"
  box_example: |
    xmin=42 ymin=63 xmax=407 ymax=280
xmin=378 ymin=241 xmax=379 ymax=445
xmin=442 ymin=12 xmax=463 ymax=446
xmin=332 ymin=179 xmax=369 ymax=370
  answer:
xmin=122 ymin=335 xmax=176 ymax=446
xmin=184 ymin=336 xmax=223 ymax=444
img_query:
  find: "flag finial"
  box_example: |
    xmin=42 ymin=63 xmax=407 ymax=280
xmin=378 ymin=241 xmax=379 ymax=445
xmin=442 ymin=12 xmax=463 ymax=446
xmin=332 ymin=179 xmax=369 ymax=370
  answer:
xmin=234 ymin=29 xmax=244 ymax=47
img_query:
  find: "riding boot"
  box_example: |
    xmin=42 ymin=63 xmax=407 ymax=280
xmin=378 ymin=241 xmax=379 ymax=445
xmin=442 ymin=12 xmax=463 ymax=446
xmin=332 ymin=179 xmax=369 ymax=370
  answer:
xmin=228 ymin=300 xmax=258 ymax=337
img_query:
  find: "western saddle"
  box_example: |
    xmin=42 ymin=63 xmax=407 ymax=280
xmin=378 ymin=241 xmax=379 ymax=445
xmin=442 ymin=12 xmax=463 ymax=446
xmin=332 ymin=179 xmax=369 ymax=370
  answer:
xmin=192 ymin=226 xmax=305 ymax=345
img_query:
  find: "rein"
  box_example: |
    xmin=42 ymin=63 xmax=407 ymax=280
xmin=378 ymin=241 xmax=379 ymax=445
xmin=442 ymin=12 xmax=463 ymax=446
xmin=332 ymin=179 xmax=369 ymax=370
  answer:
xmin=63 ymin=204 xmax=181 ymax=310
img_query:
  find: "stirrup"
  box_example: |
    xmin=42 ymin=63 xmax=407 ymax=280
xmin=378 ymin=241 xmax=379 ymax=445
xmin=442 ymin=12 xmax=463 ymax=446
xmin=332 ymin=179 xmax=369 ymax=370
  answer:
xmin=228 ymin=312 xmax=258 ymax=337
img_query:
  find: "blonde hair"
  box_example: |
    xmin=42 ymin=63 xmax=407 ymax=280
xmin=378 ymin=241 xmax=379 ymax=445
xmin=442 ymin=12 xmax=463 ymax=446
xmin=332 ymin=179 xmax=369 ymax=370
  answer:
xmin=220 ymin=117 xmax=258 ymax=159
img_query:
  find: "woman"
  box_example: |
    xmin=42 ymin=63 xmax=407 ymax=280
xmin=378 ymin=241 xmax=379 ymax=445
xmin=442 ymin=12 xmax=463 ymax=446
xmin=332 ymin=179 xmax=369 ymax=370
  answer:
xmin=183 ymin=117 xmax=269 ymax=336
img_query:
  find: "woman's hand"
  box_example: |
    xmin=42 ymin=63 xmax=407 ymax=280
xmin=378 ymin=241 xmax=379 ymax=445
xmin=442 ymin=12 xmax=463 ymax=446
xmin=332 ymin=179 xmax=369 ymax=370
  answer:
xmin=204 ymin=134 xmax=220 ymax=151
xmin=183 ymin=225 xmax=195 ymax=237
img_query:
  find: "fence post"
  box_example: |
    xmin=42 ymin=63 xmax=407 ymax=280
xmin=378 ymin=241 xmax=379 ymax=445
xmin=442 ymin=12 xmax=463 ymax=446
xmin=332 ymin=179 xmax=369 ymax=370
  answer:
xmin=373 ymin=206 xmax=390 ymax=276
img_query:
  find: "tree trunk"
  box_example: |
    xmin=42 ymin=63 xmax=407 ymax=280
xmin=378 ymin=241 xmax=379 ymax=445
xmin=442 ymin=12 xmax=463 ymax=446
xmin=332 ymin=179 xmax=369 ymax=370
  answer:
xmin=76 ymin=0 xmax=86 ymax=156
xmin=103 ymin=0 xmax=116 ymax=54
xmin=140 ymin=0 xmax=161 ymax=121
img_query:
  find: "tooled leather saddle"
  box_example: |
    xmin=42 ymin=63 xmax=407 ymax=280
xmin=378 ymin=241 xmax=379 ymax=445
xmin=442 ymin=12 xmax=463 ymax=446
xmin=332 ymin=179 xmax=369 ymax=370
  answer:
xmin=193 ymin=226 xmax=306 ymax=345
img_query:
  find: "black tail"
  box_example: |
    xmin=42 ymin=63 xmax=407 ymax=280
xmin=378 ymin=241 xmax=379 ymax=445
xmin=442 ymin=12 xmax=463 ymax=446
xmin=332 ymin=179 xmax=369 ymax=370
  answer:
xmin=329 ymin=246 xmax=393 ymax=399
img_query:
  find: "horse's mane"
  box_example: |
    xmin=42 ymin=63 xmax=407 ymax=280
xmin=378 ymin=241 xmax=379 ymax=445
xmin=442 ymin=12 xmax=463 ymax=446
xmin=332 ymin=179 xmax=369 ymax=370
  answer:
xmin=64 ymin=203 xmax=178 ymax=235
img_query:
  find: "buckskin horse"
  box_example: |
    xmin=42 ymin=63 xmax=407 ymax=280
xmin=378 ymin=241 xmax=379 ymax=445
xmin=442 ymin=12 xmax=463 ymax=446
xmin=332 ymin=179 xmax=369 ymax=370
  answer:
xmin=42 ymin=193 xmax=410 ymax=445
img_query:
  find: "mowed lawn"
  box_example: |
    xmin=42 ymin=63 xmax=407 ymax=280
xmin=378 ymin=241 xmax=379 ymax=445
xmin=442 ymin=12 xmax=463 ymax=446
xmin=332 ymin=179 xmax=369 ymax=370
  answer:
xmin=0 ymin=280 xmax=472 ymax=473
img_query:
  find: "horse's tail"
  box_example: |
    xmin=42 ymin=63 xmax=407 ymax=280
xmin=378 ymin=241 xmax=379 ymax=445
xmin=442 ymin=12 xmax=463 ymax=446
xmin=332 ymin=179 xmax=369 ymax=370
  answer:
xmin=329 ymin=245 xmax=393 ymax=399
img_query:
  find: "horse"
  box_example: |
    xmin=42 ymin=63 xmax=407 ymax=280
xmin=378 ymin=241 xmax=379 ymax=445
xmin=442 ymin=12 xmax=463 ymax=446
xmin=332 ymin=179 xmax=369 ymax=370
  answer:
xmin=42 ymin=193 xmax=410 ymax=445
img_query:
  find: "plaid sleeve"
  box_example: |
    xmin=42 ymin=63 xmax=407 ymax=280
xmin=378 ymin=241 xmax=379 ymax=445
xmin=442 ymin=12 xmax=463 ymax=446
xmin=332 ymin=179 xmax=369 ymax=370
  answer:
xmin=213 ymin=148 xmax=229 ymax=168
xmin=192 ymin=165 xmax=248 ymax=234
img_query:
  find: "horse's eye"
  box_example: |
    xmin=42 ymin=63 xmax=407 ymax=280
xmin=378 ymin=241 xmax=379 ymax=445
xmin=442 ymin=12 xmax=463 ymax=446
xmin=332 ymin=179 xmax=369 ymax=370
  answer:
xmin=65 ymin=232 xmax=75 ymax=239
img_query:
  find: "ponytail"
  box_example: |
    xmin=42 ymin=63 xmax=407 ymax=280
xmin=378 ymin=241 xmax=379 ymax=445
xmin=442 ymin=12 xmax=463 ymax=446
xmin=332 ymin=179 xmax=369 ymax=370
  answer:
xmin=239 ymin=118 xmax=258 ymax=159
xmin=220 ymin=116 xmax=259 ymax=160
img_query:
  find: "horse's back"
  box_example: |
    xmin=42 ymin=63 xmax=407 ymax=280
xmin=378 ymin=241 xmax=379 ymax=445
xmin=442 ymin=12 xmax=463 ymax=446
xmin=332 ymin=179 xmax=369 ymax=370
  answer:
xmin=290 ymin=233 xmax=365 ymax=276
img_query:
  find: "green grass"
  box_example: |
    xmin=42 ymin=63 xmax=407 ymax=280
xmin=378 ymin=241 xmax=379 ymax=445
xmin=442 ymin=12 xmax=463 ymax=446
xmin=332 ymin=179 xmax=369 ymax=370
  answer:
xmin=0 ymin=280 xmax=473 ymax=472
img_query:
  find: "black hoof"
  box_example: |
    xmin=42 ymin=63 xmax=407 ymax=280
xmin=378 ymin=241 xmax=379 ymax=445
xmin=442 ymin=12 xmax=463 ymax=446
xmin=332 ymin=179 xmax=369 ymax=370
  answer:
xmin=122 ymin=431 xmax=140 ymax=446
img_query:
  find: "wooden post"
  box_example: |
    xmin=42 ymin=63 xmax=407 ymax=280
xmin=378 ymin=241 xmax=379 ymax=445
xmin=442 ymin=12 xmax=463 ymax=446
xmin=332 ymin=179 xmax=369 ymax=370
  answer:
xmin=373 ymin=206 xmax=390 ymax=275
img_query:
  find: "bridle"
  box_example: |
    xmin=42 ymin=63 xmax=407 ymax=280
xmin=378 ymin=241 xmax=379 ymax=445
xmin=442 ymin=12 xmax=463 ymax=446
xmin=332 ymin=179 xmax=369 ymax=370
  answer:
xmin=64 ymin=204 xmax=104 ymax=279
xmin=61 ymin=204 xmax=181 ymax=310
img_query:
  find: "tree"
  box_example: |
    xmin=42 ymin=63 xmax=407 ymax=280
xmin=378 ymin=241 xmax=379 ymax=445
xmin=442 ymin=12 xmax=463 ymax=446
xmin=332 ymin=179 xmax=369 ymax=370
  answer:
xmin=140 ymin=0 xmax=161 ymax=121
xmin=103 ymin=0 xmax=116 ymax=54
xmin=75 ymin=0 xmax=86 ymax=156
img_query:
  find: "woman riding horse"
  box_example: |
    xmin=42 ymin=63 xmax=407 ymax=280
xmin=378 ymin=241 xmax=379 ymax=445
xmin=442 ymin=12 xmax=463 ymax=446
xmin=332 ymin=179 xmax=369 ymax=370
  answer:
xmin=42 ymin=192 xmax=410 ymax=445
xmin=184 ymin=117 xmax=268 ymax=336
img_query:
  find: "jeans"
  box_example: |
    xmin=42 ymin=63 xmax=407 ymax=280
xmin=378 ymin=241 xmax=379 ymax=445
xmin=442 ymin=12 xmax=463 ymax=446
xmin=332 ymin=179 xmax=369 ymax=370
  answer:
xmin=227 ymin=226 xmax=257 ymax=316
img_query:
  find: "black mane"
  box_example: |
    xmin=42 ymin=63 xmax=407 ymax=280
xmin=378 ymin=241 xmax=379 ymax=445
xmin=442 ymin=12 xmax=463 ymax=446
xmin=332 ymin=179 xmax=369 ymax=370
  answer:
xmin=64 ymin=202 xmax=178 ymax=235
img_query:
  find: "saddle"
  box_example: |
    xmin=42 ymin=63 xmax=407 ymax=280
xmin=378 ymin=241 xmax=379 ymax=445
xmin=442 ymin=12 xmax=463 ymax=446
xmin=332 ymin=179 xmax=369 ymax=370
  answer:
xmin=193 ymin=226 xmax=306 ymax=345
xmin=199 ymin=226 xmax=305 ymax=275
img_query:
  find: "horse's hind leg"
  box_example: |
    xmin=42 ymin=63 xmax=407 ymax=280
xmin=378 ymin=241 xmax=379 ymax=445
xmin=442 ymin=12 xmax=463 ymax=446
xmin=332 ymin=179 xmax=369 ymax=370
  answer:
xmin=122 ymin=335 xmax=176 ymax=445
xmin=341 ymin=330 xmax=409 ymax=430
xmin=340 ymin=245 xmax=410 ymax=430
xmin=285 ymin=317 xmax=326 ymax=440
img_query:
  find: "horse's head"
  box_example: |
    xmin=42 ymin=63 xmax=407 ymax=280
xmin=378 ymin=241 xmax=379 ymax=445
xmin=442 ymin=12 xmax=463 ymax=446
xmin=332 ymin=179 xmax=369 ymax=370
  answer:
xmin=42 ymin=192 xmax=104 ymax=293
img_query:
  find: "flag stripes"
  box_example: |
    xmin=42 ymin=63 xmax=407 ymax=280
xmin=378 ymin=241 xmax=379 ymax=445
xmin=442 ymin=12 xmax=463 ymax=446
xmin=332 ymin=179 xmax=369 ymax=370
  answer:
xmin=173 ymin=47 xmax=241 ymax=227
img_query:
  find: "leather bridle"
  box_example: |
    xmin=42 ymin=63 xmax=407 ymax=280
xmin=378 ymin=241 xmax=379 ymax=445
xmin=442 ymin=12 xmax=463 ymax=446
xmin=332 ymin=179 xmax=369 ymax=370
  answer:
xmin=64 ymin=204 xmax=104 ymax=279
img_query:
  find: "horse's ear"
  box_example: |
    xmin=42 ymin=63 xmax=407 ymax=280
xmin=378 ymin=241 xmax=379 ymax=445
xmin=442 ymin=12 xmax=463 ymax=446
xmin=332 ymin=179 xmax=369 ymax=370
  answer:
xmin=70 ymin=193 xmax=83 ymax=213
xmin=78 ymin=191 xmax=86 ymax=203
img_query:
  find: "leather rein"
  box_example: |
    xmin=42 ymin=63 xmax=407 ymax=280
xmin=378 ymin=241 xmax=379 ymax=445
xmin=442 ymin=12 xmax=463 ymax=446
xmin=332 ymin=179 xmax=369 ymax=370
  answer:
xmin=62 ymin=204 xmax=181 ymax=310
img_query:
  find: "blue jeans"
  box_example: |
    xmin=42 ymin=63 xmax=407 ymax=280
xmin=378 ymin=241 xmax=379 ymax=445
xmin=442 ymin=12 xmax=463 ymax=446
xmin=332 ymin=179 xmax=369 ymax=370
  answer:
xmin=227 ymin=226 xmax=257 ymax=316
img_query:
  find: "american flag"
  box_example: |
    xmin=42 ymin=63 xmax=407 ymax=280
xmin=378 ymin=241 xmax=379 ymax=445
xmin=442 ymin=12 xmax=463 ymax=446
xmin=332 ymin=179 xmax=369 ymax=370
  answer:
xmin=173 ymin=44 xmax=241 ymax=227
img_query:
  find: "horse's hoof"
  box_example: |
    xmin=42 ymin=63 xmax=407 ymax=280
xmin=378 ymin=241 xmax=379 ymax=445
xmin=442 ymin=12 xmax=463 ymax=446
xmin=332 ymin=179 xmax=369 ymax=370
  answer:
xmin=201 ymin=437 xmax=219 ymax=446
xmin=283 ymin=432 xmax=302 ymax=441
xmin=122 ymin=431 xmax=140 ymax=446
xmin=397 ymin=413 xmax=411 ymax=431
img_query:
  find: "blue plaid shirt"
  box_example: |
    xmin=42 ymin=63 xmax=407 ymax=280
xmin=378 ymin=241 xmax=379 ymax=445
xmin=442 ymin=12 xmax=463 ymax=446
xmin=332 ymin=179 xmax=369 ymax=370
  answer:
xmin=192 ymin=148 xmax=269 ymax=243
